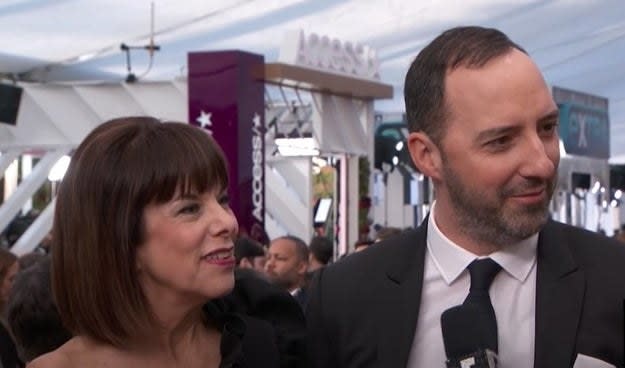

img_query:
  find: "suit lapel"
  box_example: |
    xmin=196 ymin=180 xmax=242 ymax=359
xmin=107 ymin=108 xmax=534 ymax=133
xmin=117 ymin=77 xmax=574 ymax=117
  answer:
xmin=534 ymin=220 xmax=585 ymax=368
xmin=377 ymin=219 xmax=428 ymax=368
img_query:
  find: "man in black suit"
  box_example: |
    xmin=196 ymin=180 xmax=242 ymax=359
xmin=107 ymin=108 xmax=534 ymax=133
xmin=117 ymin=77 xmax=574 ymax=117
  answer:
xmin=306 ymin=26 xmax=625 ymax=368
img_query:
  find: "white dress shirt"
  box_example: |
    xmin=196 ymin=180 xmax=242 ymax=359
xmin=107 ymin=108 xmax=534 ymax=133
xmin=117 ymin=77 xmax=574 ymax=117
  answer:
xmin=407 ymin=202 xmax=537 ymax=368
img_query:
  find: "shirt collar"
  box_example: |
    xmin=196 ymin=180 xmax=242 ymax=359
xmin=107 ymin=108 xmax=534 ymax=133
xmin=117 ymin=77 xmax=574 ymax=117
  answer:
xmin=427 ymin=201 xmax=537 ymax=285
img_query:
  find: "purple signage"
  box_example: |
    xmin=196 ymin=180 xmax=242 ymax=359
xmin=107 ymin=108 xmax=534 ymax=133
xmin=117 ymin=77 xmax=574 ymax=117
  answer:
xmin=188 ymin=51 xmax=266 ymax=243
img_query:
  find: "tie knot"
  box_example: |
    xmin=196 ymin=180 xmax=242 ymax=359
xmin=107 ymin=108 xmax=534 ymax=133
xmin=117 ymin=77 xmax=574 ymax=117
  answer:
xmin=467 ymin=258 xmax=501 ymax=291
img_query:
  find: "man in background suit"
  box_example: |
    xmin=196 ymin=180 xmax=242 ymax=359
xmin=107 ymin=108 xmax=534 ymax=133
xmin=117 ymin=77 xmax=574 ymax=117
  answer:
xmin=306 ymin=26 xmax=625 ymax=368
xmin=265 ymin=235 xmax=310 ymax=309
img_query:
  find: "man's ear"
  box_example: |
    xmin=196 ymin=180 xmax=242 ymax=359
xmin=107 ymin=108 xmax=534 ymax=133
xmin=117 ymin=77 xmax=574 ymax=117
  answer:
xmin=407 ymin=131 xmax=443 ymax=180
xmin=297 ymin=260 xmax=309 ymax=276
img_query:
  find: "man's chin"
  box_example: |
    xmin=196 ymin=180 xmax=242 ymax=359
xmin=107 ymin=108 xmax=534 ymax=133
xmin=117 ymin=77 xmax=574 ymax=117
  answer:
xmin=502 ymin=206 xmax=550 ymax=239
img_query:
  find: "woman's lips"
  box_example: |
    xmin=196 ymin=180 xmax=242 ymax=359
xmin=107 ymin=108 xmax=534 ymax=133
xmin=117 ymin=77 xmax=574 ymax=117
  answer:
xmin=202 ymin=247 xmax=235 ymax=266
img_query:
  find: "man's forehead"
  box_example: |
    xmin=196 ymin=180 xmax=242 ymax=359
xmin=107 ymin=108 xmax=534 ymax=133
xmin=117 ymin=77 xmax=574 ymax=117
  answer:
xmin=443 ymin=51 xmax=552 ymax=121
xmin=270 ymin=239 xmax=296 ymax=252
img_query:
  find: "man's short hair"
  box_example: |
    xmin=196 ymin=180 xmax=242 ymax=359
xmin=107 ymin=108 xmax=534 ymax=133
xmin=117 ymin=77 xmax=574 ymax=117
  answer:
xmin=235 ymin=236 xmax=265 ymax=265
xmin=404 ymin=26 xmax=525 ymax=144
xmin=309 ymin=236 xmax=333 ymax=265
xmin=52 ymin=117 xmax=229 ymax=347
xmin=7 ymin=257 xmax=71 ymax=362
xmin=273 ymin=235 xmax=309 ymax=263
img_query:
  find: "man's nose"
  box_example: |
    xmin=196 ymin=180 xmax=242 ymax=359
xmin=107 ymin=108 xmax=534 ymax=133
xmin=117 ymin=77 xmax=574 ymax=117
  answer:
xmin=518 ymin=135 xmax=558 ymax=180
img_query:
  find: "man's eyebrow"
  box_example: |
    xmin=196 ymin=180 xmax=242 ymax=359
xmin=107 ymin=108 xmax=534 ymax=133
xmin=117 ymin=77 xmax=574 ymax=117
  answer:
xmin=474 ymin=109 xmax=560 ymax=143
xmin=537 ymin=109 xmax=560 ymax=123
xmin=475 ymin=124 xmax=521 ymax=142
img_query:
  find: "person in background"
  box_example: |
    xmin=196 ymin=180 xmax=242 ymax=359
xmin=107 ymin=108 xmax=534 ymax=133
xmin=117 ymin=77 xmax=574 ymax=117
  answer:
xmin=353 ymin=239 xmax=374 ymax=253
xmin=0 ymin=249 xmax=18 ymax=312
xmin=3 ymin=214 xmax=36 ymax=248
xmin=307 ymin=236 xmax=333 ymax=273
xmin=265 ymin=236 xmax=309 ymax=309
xmin=612 ymin=224 xmax=625 ymax=243
xmin=16 ymin=252 xmax=47 ymax=272
xmin=223 ymin=268 xmax=306 ymax=368
xmin=306 ymin=26 xmax=625 ymax=367
xmin=373 ymin=226 xmax=402 ymax=243
xmin=36 ymin=232 xmax=53 ymax=255
xmin=234 ymin=236 xmax=267 ymax=274
xmin=7 ymin=257 xmax=71 ymax=363
xmin=232 ymin=235 xmax=307 ymax=368
xmin=0 ymin=248 xmax=21 ymax=368
xmin=29 ymin=117 xmax=288 ymax=368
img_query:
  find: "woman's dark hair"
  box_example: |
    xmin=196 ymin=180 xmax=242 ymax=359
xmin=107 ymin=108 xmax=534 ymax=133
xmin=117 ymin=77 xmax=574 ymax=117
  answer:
xmin=52 ymin=116 xmax=229 ymax=347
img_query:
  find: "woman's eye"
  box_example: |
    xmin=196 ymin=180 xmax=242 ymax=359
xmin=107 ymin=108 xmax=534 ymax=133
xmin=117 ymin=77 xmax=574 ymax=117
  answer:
xmin=218 ymin=194 xmax=230 ymax=207
xmin=178 ymin=203 xmax=200 ymax=215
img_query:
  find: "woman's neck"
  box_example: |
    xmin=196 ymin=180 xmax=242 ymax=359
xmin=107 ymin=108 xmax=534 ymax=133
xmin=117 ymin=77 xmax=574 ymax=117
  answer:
xmin=132 ymin=304 xmax=208 ymax=358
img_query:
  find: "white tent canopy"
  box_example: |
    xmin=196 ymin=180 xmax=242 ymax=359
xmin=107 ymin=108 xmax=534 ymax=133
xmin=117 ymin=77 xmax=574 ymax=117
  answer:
xmin=2 ymin=0 xmax=625 ymax=155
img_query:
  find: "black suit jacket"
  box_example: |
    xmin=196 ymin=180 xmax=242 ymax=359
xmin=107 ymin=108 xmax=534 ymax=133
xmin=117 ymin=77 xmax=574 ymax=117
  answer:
xmin=306 ymin=219 xmax=625 ymax=368
xmin=293 ymin=287 xmax=308 ymax=311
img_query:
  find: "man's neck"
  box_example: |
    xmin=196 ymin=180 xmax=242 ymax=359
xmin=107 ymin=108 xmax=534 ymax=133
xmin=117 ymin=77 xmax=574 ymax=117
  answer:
xmin=432 ymin=201 xmax=502 ymax=255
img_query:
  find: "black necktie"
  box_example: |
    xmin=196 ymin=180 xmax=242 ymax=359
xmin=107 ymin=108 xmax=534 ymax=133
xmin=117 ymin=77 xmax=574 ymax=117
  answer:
xmin=463 ymin=258 xmax=502 ymax=352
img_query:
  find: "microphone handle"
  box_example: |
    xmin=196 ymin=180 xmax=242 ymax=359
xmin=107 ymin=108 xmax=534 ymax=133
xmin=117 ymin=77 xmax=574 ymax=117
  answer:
xmin=445 ymin=349 xmax=498 ymax=368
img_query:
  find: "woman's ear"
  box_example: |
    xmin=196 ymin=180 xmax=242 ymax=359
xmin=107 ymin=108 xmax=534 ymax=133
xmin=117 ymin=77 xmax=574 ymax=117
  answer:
xmin=407 ymin=132 xmax=443 ymax=181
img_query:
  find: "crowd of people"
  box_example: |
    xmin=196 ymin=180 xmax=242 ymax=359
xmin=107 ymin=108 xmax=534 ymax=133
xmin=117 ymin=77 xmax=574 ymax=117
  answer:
xmin=1 ymin=25 xmax=625 ymax=368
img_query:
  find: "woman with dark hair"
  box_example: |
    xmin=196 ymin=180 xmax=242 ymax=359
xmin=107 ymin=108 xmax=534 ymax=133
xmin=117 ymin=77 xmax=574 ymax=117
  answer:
xmin=29 ymin=117 xmax=294 ymax=368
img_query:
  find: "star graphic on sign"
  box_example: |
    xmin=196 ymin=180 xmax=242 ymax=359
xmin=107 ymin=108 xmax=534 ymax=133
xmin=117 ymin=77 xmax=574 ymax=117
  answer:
xmin=196 ymin=110 xmax=213 ymax=133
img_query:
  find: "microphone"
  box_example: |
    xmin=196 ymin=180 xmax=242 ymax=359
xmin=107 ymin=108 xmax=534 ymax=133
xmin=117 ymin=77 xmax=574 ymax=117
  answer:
xmin=441 ymin=305 xmax=498 ymax=368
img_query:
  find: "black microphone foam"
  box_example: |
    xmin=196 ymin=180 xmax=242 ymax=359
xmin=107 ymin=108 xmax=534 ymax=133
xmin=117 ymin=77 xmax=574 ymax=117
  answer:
xmin=441 ymin=304 xmax=491 ymax=359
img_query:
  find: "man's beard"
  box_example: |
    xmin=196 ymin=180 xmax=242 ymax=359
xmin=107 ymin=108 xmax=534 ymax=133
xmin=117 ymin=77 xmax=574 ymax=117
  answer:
xmin=442 ymin=163 xmax=554 ymax=247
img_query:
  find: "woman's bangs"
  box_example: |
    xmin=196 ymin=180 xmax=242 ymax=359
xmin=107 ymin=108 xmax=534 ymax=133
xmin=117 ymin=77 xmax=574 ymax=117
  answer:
xmin=147 ymin=124 xmax=228 ymax=203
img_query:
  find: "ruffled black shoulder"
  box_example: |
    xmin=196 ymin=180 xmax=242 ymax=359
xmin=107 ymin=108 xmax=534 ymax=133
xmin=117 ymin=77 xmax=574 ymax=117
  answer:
xmin=210 ymin=269 xmax=307 ymax=368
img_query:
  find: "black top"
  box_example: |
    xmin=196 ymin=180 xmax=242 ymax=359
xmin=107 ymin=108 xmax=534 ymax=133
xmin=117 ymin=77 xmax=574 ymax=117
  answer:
xmin=0 ymin=321 xmax=22 ymax=368
xmin=203 ymin=300 xmax=279 ymax=368
xmin=210 ymin=268 xmax=307 ymax=368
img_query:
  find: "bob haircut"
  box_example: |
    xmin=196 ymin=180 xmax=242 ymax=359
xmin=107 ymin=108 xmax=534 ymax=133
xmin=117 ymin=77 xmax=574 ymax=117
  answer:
xmin=51 ymin=116 xmax=229 ymax=347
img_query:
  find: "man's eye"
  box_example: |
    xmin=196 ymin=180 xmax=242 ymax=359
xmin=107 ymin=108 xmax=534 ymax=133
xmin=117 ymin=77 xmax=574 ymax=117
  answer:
xmin=540 ymin=122 xmax=559 ymax=135
xmin=486 ymin=136 xmax=511 ymax=149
